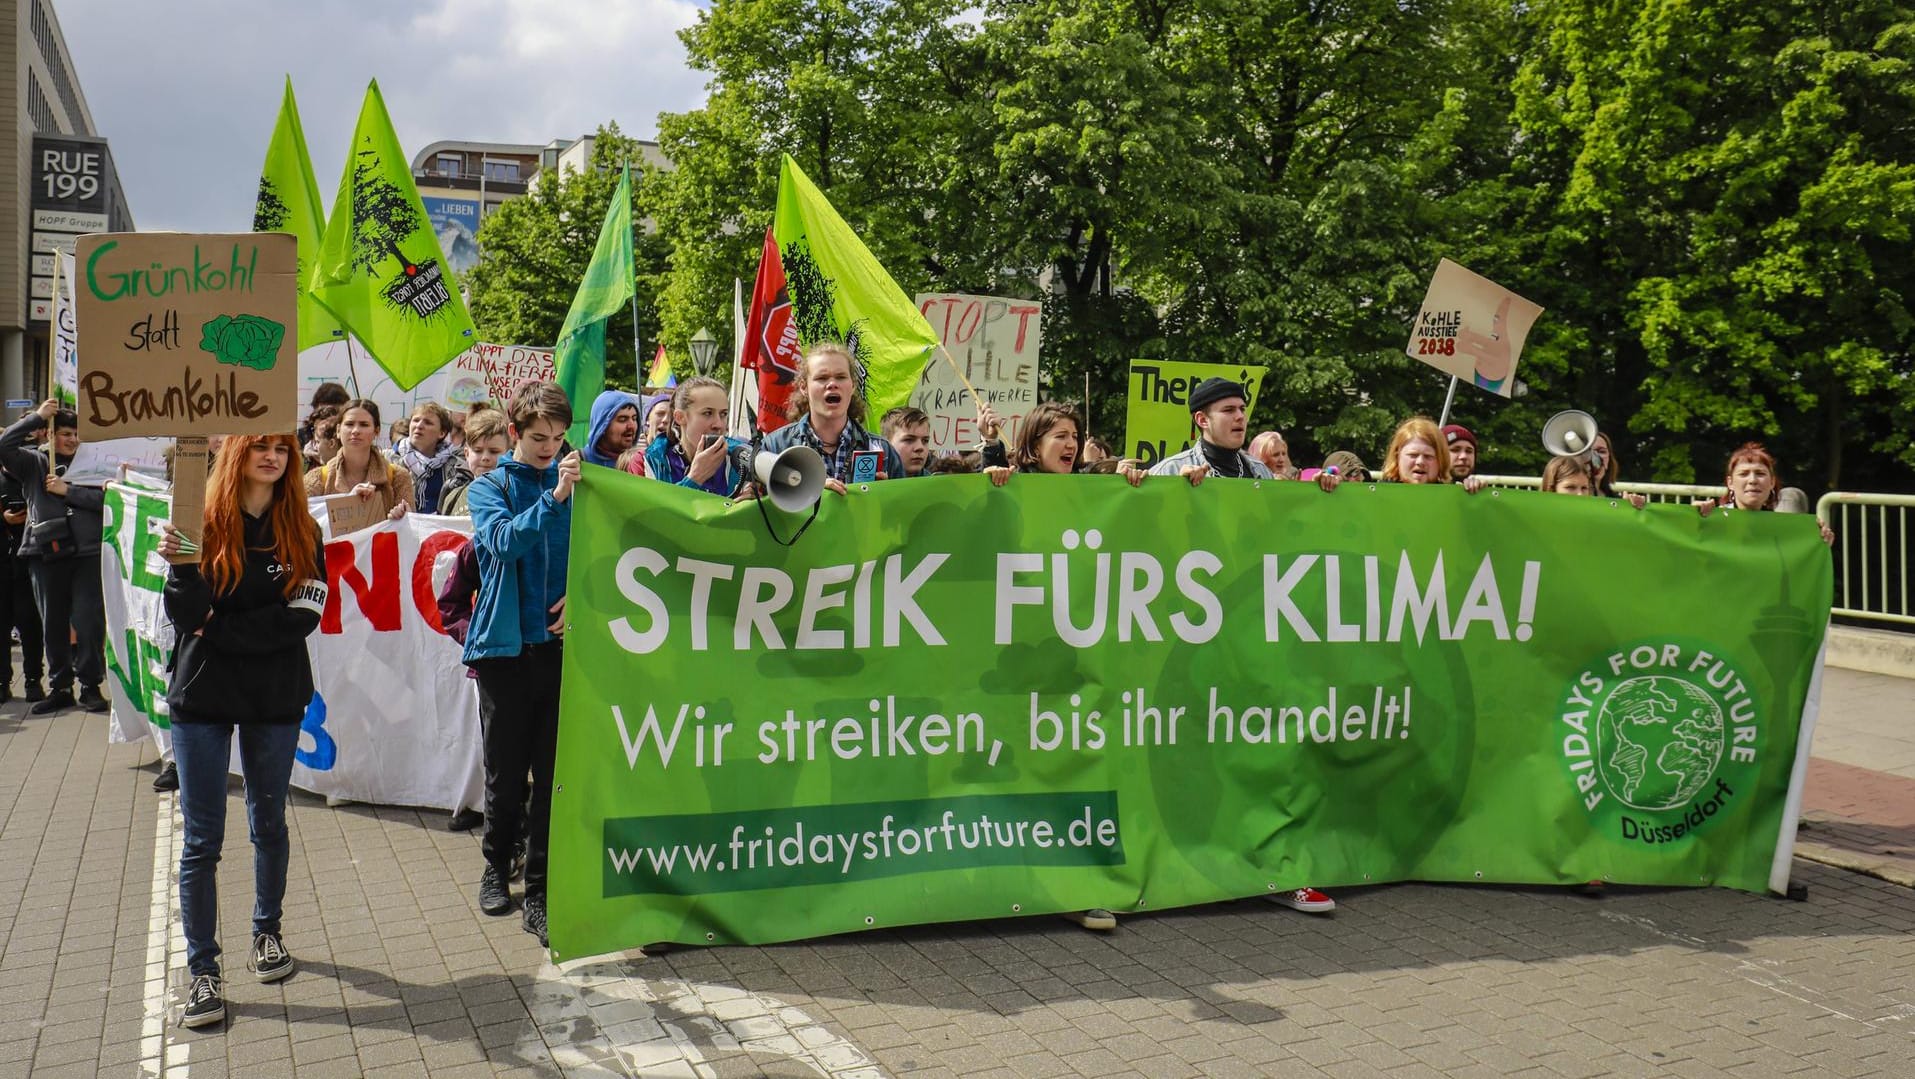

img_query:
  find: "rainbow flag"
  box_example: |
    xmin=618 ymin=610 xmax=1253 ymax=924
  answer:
xmin=647 ymin=344 xmax=676 ymax=389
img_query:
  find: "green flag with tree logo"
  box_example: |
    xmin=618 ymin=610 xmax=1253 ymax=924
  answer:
xmin=253 ymin=76 xmax=344 ymax=352
xmin=771 ymin=154 xmax=937 ymax=419
xmin=310 ymin=80 xmax=476 ymax=391
xmin=554 ymin=166 xmax=636 ymax=446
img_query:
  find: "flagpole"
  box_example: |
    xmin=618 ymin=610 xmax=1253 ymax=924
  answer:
xmin=624 ymin=164 xmax=640 ymax=390
xmin=342 ymin=335 xmax=363 ymax=397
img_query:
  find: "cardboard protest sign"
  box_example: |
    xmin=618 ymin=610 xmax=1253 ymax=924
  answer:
xmin=165 ymin=437 xmax=208 ymax=564
xmin=910 ymin=294 xmax=1042 ymax=451
xmin=323 ymin=491 xmax=385 ymax=538
xmin=1124 ymin=360 xmax=1265 ymax=466
xmin=63 ymin=436 xmax=172 ymax=486
xmin=1406 ymin=258 xmax=1544 ymax=398
xmin=50 ymin=252 xmax=77 ymax=407
xmin=75 ymin=232 xmax=299 ymax=438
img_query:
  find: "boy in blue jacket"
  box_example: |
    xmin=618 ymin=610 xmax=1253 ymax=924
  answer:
xmin=462 ymin=382 xmax=580 ymax=948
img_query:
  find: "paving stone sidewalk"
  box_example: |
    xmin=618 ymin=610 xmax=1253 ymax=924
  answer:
xmin=0 ymin=666 xmax=1909 ymax=1078
xmin=1795 ymin=667 xmax=1915 ymax=886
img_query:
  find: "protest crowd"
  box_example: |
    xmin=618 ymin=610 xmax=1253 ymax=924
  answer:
xmin=0 ymin=342 xmax=1829 ymax=1031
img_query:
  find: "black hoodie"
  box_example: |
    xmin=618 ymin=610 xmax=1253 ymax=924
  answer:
xmin=163 ymin=511 xmax=328 ymax=724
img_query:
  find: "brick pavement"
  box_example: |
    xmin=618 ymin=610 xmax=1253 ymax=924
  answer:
xmin=1797 ymin=667 xmax=1915 ymax=886
xmin=0 ymin=668 xmax=1910 ymax=1078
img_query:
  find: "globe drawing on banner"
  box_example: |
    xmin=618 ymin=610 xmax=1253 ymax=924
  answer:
xmin=1595 ymin=676 xmax=1726 ymax=811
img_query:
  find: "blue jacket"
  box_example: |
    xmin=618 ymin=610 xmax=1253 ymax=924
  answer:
xmin=463 ymin=454 xmax=571 ymax=663
xmin=581 ymin=390 xmax=642 ymax=469
xmin=644 ymin=432 xmax=748 ymax=496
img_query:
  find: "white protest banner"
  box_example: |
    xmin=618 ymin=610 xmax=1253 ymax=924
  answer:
xmin=1406 ymin=258 xmax=1544 ymax=398
xmin=63 ymin=436 xmax=172 ymax=486
xmin=298 ymin=339 xmax=554 ymax=424
xmin=51 ymin=251 xmax=77 ymax=407
xmin=101 ymin=482 xmax=483 ymax=812
xmin=910 ymin=293 xmax=1042 ymax=451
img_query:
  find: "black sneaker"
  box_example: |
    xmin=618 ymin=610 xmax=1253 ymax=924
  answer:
xmin=29 ymin=689 xmax=74 ymax=715
xmin=180 ymin=974 xmax=224 ymax=1028
xmin=478 ymin=865 xmax=513 ymax=916
xmin=77 ymin=685 xmax=109 ymax=713
xmin=522 ymin=895 xmax=548 ymax=947
xmin=510 ymin=838 xmax=528 ymax=883
xmin=152 ymin=762 xmax=179 ymax=792
xmin=447 ymin=808 xmax=484 ymax=832
xmin=23 ymin=680 xmax=44 ymax=703
xmin=250 ymin=931 xmax=294 ymax=982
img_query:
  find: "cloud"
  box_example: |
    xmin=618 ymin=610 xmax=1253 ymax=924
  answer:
xmin=56 ymin=0 xmax=708 ymax=232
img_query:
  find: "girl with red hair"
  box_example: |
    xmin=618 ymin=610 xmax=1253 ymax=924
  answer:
xmin=1697 ymin=442 xmax=1833 ymax=544
xmin=158 ymin=434 xmax=327 ymax=1029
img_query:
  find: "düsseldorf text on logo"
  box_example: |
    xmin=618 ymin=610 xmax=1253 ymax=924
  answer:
xmin=1557 ymin=642 xmax=1759 ymax=845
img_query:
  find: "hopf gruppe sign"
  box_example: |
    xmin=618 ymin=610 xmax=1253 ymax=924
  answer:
xmin=75 ymin=232 xmax=299 ymax=438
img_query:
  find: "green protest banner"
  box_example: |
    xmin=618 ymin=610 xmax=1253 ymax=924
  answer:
xmin=550 ymin=471 xmax=1831 ymax=960
xmin=1125 ymin=360 xmax=1266 ymax=466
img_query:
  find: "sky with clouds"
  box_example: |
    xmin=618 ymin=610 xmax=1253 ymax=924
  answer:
xmin=56 ymin=0 xmax=710 ymax=232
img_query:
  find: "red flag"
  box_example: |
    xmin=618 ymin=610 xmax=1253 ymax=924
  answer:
xmin=742 ymin=228 xmax=801 ymax=432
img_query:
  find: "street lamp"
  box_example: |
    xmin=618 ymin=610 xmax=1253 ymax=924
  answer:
xmin=689 ymin=327 xmax=718 ymax=377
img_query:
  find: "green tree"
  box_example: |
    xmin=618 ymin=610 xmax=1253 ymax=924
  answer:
xmin=1483 ymin=0 xmax=1915 ymax=488
xmin=466 ymin=125 xmax=666 ymax=390
xmin=647 ymin=0 xmax=966 ymax=365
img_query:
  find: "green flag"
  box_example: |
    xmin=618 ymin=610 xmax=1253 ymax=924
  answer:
xmin=310 ymin=80 xmax=476 ymax=391
xmin=554 ymin=166 xmax=636 ymax=446
xmin=771 ymin=154 xmax=937 ymax=419
xmin=253 ymin=76 xmax=344 ymax=352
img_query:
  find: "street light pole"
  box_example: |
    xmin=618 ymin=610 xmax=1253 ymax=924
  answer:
xmin=689 ymin=327 xmax=718 ymax=378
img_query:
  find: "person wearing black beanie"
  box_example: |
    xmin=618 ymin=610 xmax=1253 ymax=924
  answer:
xmin=1119 ymin=375 xmax=1346 ymax=918
xmin=1126 ymin=377 xmax=1272 ymax=483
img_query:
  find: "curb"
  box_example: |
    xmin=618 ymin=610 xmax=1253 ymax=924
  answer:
xmin=1794 ymin=842 xmax=1915 ymax=889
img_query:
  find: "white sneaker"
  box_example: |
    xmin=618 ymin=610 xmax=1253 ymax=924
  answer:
xmin=1268 ymin=887 xmax=1336 ymax=913
xmin=1061 ymin=908 xmax=1118 ymax=931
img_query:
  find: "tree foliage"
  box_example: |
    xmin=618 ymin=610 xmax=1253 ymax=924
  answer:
xmin=466 ymin=125 xmax=665 ymax=391
xmin=476 ymin=0 xmax=1914 ymax=491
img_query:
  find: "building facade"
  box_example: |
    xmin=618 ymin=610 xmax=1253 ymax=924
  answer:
xmin=408 ymin=140 xmax=540 ymax=276
xmin=0 ymin=0 xmax=131 ymax=401
xmin=408 ymin=135 xmax=668 ymax=278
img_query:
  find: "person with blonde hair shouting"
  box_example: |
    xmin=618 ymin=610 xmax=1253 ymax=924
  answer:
xmin=761 ymin=343 xmax=906 ymax=491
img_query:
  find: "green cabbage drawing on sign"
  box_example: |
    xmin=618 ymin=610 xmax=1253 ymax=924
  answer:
xmin=198 ymin=314 xmax=285 ymax=370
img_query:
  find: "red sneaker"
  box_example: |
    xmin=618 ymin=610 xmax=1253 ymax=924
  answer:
xmin=1268 ymin=887 xmax=1336 ymax=913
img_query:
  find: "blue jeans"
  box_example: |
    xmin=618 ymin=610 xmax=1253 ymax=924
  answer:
xmin=173 ymin=719 xmax=300 ymax=978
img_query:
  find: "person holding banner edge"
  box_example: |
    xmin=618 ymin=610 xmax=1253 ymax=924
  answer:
xmin=463 ymin=381 xmax=581 ymax=947
xmin=1125 ymin=378 xmax=1343 ymax=918
xmin=761 ymin=343 xmax=906 ymax=490
xmin=0 ymin=399 xmax=109 ymax=714
xmin=157 ymin=433 xmax=328 ymax=1029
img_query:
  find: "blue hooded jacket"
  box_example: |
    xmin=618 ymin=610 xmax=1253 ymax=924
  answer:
xmin=581 ymin=390 xmax=642 ymax=469
xmin=462 ymin=453 xmax=571 ymax=663
xmin=644 ymin=432 xmax=748 ymax=496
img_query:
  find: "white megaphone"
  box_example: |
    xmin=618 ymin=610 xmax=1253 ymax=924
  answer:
xmin=1541 ymin=410 xmax=1599 ymax=461
xmin=729 ymin=442 xmax=826 ymax=512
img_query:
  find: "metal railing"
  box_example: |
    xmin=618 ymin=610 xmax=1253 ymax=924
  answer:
xmin=1478 ymin=478 xmax=1913 ymax=627
xmin=1472 ymin=475 xmax=1726 ymax=504
xmin=1818 ymin=493 xmax=1915 ymax=627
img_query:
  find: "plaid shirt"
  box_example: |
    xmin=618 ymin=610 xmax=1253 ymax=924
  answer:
xmin=797 ymin=419 xmax=880 ymax=482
